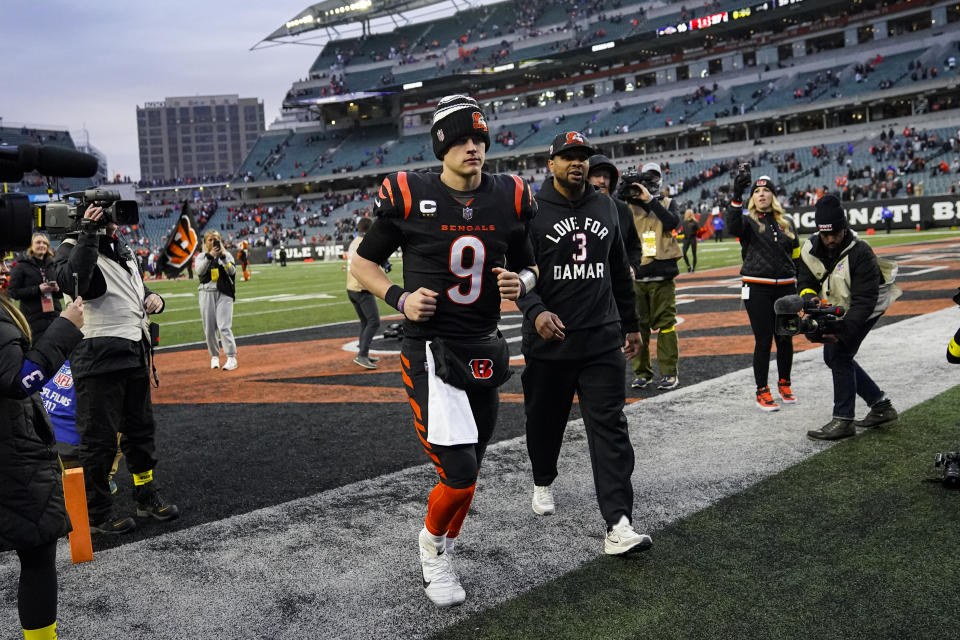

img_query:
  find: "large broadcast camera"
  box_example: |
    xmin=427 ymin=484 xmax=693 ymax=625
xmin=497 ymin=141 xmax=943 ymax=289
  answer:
xmin=934 ymin=452 xmax=960 ymax=487
xmin=617 ymin=164 xmax=662 ymax=205
xmin=0 ymin=193 xmax=32 ymax=252
xmin=40 ymin=188 xmax=139 ymax=234
xmin=0 ymin=143 xmax=100 ymax=246
xmin=774 ymin=294 xmax=845 ymax=340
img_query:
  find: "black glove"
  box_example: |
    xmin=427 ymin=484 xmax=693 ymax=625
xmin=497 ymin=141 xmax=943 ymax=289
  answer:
xmin=733 ymin=170 xmax=752 ymax=202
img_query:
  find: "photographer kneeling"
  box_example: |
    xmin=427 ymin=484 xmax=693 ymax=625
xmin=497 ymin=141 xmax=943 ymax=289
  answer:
xmin=799 ymin=195 xmax=899 ymax=440
xmin=54 ymin=204 xmax=179 ymax=534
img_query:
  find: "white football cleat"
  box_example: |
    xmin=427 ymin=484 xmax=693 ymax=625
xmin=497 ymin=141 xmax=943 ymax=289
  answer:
xmin=418 ymin=528 xmax=465 ymax=607
xmin=210 ymin=357 xmax=220 ymax=369
xmin=223 ymin=357 xmax=238 ymax=371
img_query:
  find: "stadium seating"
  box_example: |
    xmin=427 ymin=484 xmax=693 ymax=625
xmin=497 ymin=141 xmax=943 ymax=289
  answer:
xmin=230 ymin=0 xmax=960 ymax=216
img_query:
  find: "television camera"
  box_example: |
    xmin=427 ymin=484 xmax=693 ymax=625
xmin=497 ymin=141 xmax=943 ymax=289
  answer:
xmin=774 ymin=294 xmax=845 ymax=340
xmin=617 ymin=164 xmax=663 ymax=205
xmin=934 ymin=452 xmax=960 ymax=487
xmin=0 ymin=143 xmax=102 ymax=245
xmin=40 ymin=188 xmax=139 ymax=234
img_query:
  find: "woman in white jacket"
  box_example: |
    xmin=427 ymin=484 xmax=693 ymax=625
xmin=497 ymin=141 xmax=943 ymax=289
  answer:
xmin=195 ymin=231 xmax=238 ymax=370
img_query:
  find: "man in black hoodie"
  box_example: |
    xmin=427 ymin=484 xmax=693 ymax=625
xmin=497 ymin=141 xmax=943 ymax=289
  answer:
xmin=517 ymin=131 xmax=651 ymax=556
xmin=799 ymin=195 xmax=899 ymax=440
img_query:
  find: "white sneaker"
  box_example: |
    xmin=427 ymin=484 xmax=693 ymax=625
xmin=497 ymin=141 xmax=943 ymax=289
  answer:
xmin=223 ymin=357 xmax=238 ymax=371
xmin=210 ymin=357 xmax=220 ymax=369
xmin=532 ymin=484 xmax=555 ymax=516
xmin=604 ymin=516 xmax=653 ymax=555
xmin=418 ymin=528 xmax=465 ymax=607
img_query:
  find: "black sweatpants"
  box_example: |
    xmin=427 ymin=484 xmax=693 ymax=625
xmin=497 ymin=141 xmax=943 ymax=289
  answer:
xmin=522 ymin=348 xmax=635 ymax=527
xmin=743 ymin=282 xmax=796 ymax=389
xmin=75 ymin=367 xmax=159 ymax=522
xmin=16 ymin=540 xmax=57 ymax=630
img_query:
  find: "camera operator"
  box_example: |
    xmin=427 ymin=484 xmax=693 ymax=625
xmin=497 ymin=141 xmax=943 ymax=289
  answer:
xmin=947 ymin=288 xmax=960 ymax=364
xmin=54 ymin=204 xmax=179 ymax=534
xmin=7 ymin=233 xmax=64 ymax=339
xmin=725 ymin=169 xmax=800 ymax=411
xmin=800 ymin=195 xmax=898 ymax=440
xmin=195 ymin=230 xmax=238 ymax=371
xmin=620 ymin=162 xmax=682 ymax=390
xmin=1 ymin=252 xmax=84 ymax=640
xmin=587 ymin=154 xmax=642 ymax=278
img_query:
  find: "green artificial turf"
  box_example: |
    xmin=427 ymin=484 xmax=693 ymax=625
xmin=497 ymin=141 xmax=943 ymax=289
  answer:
xmin=146 ymin=260 xmax=402 ymax=347
xmin=434 ymin=385 xmax=960 ymax=640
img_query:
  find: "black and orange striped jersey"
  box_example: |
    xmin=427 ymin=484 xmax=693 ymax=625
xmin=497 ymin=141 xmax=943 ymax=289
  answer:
xmin=357 ymin=170 xmax=537 ymax=340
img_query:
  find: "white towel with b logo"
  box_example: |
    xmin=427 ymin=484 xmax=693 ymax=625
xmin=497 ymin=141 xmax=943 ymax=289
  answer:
xmin=425 ymin=340 xmax=478 ymax=446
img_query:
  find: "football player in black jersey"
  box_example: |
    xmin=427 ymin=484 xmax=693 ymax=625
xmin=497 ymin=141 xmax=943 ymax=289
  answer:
xmin=351 ymin=95 xmax=538 ymax=607
xmin=517 ymin=131 xmax=653 ymax=556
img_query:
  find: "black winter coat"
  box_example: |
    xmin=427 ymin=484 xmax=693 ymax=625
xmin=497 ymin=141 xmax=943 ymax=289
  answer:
xmin=53 ymin=231 xmax=163 ymax=379
xmin=797 ymin=231 xmax=882 ymax=343
xmin=724 ymin=204 xmax=799 ymax=283
xmin=7 ymin=255 xmax=64 ymax=338
xmin=0 ymin=306 xmax=83 ymax=552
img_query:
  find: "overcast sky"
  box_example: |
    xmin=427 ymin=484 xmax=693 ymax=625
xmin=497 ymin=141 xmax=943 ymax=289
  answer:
xmin=2 ymin=0 xmax=505 ymax=182
xmin=1 ymin=0 xmax=331 ymax=180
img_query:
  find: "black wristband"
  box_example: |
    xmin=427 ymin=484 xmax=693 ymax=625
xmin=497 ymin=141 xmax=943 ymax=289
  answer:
xmin=385 ymin=285 xmax=405 ymax=310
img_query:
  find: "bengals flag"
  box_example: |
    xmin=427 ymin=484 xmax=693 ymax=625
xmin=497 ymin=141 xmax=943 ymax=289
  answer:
xmin=156 ymin=202 xmax=200 ymax=278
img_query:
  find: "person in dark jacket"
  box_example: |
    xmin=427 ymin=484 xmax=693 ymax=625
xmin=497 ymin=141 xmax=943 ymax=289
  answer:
xmin=1 ymin=252 xmax=84 ymax=640
xmin=517 ymin=131 xmax=651 ymax=556
xmin=54 ymin=205 xmax=179 ymax=536
xmin=626 ymin=162 xmax=683 ymax=390
xmin=949 ymin=287 xmax=960 ymax=364
xmin=7 ymin=233 xmax=64 ymax=339
xmin=725 ymin=171 xmax=800 ymax=411
xmin=587 ymin=154 xmax=642 ymax=277
xmin=681 ymin=209 xmax=700 ymax=273
xmin=800 ymin=195 xmax=899 ymax=440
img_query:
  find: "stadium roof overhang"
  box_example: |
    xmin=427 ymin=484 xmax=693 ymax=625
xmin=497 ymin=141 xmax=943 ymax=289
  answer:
xmin=256 ymin=0 xmax=455 ymax=48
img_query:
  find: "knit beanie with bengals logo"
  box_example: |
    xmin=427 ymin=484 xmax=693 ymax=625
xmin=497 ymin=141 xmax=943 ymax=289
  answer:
xmin=431 ymin=94 xmax=491 ymax=160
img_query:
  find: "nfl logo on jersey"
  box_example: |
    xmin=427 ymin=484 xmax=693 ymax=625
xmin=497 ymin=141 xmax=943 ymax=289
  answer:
xmin=463 ymin=206 xmax=473 ymax=220
xmin=53 ymin=368 xmax=73 ymax=390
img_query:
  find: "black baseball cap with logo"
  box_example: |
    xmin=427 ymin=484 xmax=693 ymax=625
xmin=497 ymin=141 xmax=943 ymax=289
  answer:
xmin=549 ymin=131 xmax=595 ymax=158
